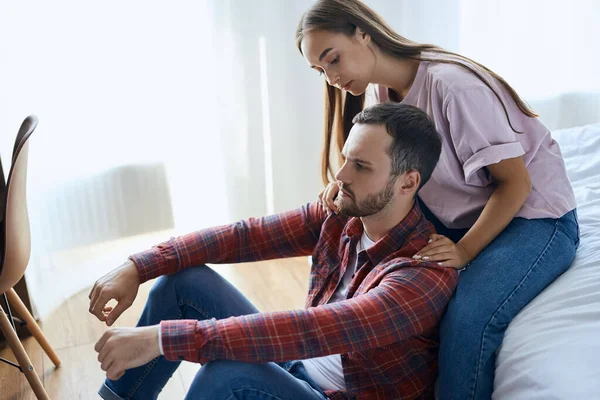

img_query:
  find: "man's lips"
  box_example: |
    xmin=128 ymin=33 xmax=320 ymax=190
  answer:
xmin=340 ymin=188 xmax=353 ymax=198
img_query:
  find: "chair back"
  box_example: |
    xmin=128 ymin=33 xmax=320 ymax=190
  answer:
xmin=0 ymin=115 xmax=38 ymax=295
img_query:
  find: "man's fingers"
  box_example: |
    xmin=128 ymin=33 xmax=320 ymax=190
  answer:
xmin=107 ymin=365 xmax=124 ymax=381
xmin=89 ymin=284 xmax=100 ymax=311
xmin=91 ymin=290 xmax=116 ymax=321
xmin=94 ymin=331 xmax=111 ymax=353
xmin=112 ymin=370 xmax=125 ymax=380
xmin=317 ymin=189 xmax=326 ymax=204
xmin=89 ymin=285 xmax=104 ymax=316
xmin=101 ymin=355 xmax=114 ymax=373
xmin=106 ymin=301 xmax=130 ymax=326
xmin=88 ymin=282 xmax=97 ymax=301
xmin=325 ymin=183 xmax=339 ymax=212
xmin=318 ymin=188 xmax=330 ymax=214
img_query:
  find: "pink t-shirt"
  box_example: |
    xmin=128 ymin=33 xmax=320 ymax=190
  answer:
xmin=374 ymin=60 xmax=576 ymax=229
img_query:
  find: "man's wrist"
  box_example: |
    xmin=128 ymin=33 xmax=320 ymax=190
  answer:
xmin=157 ymin=323 xmax=164 ymax=356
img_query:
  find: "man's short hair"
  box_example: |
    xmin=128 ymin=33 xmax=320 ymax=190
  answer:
xmin=352 ymin=102 xmax=442 ymax=189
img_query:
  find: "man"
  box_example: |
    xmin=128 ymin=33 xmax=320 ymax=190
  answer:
xmin=90 ymin=102 xmax=458 ymax=400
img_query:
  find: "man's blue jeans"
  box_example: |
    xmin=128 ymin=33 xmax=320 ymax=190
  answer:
xmin=98 ymin=265 xmax=328 ymax=400
xmin=419 ymin=199 xmax=581 ymax=400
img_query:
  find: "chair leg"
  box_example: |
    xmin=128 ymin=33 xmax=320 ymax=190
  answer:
xmin=6 ymin=288 xmax=61 ymax=367
xmin=0 ymin=303 xmax=50 ymax=400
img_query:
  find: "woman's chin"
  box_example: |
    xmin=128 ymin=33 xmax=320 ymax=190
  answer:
xmin=347 ymin=85 xmax=366 ymax=97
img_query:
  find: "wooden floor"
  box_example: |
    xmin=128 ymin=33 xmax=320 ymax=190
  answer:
xmin=0 ymin=249 xmax=310 ymax=399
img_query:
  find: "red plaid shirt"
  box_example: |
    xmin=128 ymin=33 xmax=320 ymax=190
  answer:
xmin=130 ymin=201 xmax=458 ymax=399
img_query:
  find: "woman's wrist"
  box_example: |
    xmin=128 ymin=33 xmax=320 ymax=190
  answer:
xmin=456 ymin=238 xmax=480 ymax=264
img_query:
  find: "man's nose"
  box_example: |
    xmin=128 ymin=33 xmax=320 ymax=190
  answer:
xmin=335 ymin=161 xmax=350 ymax=182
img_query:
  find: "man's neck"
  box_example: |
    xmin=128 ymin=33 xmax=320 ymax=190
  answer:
xmin=360 ymin=199 xmax=415 ymax=242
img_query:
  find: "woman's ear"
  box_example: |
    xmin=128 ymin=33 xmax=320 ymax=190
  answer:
xmin=356 ymin=27 xmax=371 ymax=44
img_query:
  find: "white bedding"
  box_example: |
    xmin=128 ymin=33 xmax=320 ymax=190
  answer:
xmin=493 ymin=124 xmax=600 ymax=399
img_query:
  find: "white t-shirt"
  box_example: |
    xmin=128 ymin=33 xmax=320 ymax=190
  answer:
xmin=302 ymin=231 xmax=376 ymax=391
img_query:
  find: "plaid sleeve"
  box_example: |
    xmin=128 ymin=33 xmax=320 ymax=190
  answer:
xmin=159 ymin=262 xmax=458 ymax=363
xmin=129 ymin=202 xmax=325 ymax=283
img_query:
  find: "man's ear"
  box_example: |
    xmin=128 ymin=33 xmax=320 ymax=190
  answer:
xmin=398 ymin=170 xmax=421 ymax=195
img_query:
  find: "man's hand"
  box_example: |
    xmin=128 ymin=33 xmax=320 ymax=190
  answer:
xmin=317 ymin=181 xmax=340 ymax=214
xmin=413 ymin=234 xmax=473 ymax=270
xmin=89 ymin=260 xmax=141 ymax=326
xmin=95 ymin=325 xmax=162 ymax=380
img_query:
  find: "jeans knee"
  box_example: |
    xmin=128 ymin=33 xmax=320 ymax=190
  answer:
xmin=190 ymin=360 xmax=241 ymax=394
xmin=148 ymin=265 xmax=209 ymax=300
xmin=201 ymin=360 xmax=232 ymax=376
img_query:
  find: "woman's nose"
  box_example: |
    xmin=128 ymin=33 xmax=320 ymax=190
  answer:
xmin=325 ymin=71 xmax=340 ymax=87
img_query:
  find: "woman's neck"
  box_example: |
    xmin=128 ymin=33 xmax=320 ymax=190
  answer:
xmin=369 ymin=50 xmax=420 ymax=100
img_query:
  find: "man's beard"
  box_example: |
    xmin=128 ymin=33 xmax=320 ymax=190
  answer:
xmin=335 ymin=175 xmax=398 ymax=217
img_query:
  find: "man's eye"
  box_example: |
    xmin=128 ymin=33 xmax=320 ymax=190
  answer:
xmin=356 ymin=163 xmax=365 ymax=170
xmin=331 ymin=56 xmax=339 ymax=65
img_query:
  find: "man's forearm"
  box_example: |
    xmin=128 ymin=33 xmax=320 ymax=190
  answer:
xmin=130 ymin=204 xmax=324 ymax=283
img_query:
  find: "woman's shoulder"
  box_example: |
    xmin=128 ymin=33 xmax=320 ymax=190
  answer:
xmin=424 ymin=59 xmax=493 ymax=97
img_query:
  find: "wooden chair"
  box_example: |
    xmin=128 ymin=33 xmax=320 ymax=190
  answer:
xmin=0 ymin=116 xmax=61 ymax=400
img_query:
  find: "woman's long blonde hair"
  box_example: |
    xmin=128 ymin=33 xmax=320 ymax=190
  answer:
xmin=296 ymin=0 xmax=537 ymax=185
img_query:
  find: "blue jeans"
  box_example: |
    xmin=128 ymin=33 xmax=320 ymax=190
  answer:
xmin=98 ymin=265 xmax=328 ymax=400
xmin=419 ymin=200 xmax=580 ymax=399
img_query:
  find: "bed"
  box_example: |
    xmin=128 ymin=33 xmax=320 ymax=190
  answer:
xmin=493 ymin=122 xmax=600 ymax=399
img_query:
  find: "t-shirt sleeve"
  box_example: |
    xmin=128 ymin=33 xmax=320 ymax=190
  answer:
xmin=446 ymin=87 xmax=525 ymax=187
xmin=372 ymin=84 xmax=389 ymax=104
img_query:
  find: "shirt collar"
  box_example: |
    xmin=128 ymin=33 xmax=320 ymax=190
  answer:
xmin=343 ymin=201 xmax=424 ymax=266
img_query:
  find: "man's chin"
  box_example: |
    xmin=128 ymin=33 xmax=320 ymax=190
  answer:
xmin=337 ymin=204 xmax=362 ymax=218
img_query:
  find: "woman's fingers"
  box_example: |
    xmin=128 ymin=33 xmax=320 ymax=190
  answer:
xmin=416 ymin=244 xmax=453 ymax=259
xmin=417 ymin=251 xmax=454 ymax=262
xmin=414 ymin=236 xmax=452 ymax=258
xmin=428 ymin=234 xmax=446 ymax=242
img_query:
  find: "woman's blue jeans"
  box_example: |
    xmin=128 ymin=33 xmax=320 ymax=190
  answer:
xmin=418 ymin=199 xmax=580 ymax=400
xmin=97 ymin=265 xmax=328 ymax=400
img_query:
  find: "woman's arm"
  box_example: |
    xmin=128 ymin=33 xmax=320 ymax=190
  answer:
xmin=458 ymin=156 xmax=532 ymax=261
xmin=415 ymin=156 xmax=531 ymax=269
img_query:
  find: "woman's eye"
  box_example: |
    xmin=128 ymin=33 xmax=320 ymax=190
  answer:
xmin=319 ymin=70 xmax=324 ymax=76
xmin=331 ymin=56 xmax=339 ymax=65
xmin=356 ymin=163 xmax=364 ymax=170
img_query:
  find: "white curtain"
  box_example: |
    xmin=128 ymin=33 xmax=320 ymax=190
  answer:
xmin=0 ymin=0 xmax=231 ymax=230
xmin=0 ymin=0 xmax=326 ymax=318
xmin=459 ymin=0 xmax=600 ymax=129
xmin=0 ymin=1 xmax=223 ymax=317
xmin=0 ymin=1 xmax=261 ymax=317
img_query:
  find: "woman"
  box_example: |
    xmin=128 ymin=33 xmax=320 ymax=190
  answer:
xmin=296 ymin=0 xmax=579 ymax=398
